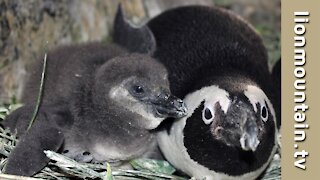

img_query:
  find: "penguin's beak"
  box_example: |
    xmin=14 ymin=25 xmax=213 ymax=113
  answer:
xmin=150 ymin=92 xmax=187 ymax=118
xmin=212 ymin=100 xmax=260 ymax=152
xmin=240 ymin=117 xmax=260 ymax=151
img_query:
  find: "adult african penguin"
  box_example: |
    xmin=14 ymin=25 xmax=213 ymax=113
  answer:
xmin=114 ymin=5 xmax=278 ymax=180
xmin=2 ymin=22 xmax=187 ymax=176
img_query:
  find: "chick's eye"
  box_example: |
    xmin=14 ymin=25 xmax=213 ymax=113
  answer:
xmin=202 ymin=107 xmax=214 ymax=125
xmin=133 ymin=85 xmax=144 ymax=94
xmin=261 ymin=106 xmax=268 ymax=121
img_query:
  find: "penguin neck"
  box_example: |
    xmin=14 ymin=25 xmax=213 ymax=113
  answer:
xmin=74 ymin=101 xmax=153 ymax=144
xmin=92 ymin=101 xmax=153 ymax=132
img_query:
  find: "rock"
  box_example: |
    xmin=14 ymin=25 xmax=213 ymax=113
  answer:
xmin=0 ymin=0 xmax=114 ymax=102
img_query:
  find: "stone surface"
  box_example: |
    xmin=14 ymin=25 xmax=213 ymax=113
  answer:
xmin=0 ymin=0 xmax=115 ymax=102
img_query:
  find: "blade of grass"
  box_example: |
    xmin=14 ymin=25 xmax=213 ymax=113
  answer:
xmin=104 ymin=163 xmax=114 ymax=180
xmin=27 ymin=52 xmax=47 ymax=131
xmin=0 ymin=174 xmax=43 ymax=180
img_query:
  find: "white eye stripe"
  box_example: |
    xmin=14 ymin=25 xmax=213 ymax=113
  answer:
xmin=244 ymin=85 xmax=275 ymax=122
xmin=244 ymin=86 xmax=266 ymax=113
xmin=206 ymin=95 xmax=230 ymax=114
xmin=183 ymin=85 xmax=231 ymax=121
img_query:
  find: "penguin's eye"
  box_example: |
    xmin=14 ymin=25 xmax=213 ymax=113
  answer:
xmin=202 ymin=107 xmax=214 ymax=125
xmin=261 ymin=106 xmax=268 ymax=122
xmin=204 ymin=108 xmax=212 ymax=119
xmin=133 ymin=85 xmax=145 ymax=94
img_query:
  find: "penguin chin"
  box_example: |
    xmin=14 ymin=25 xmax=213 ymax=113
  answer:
xmin=143 ymin=117 xmax=164 ymax=130
xmin=129 ymin=103 xmax=165 ymax=130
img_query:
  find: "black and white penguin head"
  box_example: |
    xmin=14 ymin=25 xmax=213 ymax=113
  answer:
xmin=93 ymin=54 xmax=187 ymax=130
xmin=184 ymin=84 xmax=276 ymax=152
xmin=175 ymin=83 xmax=278 ymax=177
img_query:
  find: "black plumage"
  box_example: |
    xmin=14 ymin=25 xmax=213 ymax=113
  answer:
xmin=114 ymin=5 xmax=279 ymax=179
xmin=148 ymin=6 xmax=271 ymax=98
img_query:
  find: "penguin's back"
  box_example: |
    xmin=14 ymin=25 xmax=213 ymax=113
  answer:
xmin=22 ymin=43 xmax=126 ymax=104
xmin=148 ymin=6 xmax=270 ymax=97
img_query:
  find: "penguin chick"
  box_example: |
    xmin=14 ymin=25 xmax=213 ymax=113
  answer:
xmin=2 ymin=43 xmax=187 ymax=175
xmin=113 ymin=5 xmax=278 ymax=180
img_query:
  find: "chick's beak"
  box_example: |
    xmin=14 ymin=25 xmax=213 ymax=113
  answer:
xmin=150 ymin=91 xmax=187 ymax=118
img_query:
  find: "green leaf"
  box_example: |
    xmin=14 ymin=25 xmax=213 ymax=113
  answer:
xmin=0 ymin=113 xmax=6 ymax=120
xmin=0 ymin=107 xmax=9 ymax=114
xmin=9 ymin=103 xmax=23 ymax=112
xmin=130 ymin=158 xmax=176 ymax=175
xmin=104 ymin=163 xmax=114 ymax=180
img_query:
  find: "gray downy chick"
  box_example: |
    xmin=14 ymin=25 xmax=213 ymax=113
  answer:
xmin=2 ymin=19 xmax=187 ymax=176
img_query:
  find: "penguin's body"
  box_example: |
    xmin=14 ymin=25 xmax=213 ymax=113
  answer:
xmin=2 ymin=41 xmax=187 ymax=175
xmin=114 ymin=5 xmax=278 ymax=180
xmin=148 ymin=6 xmax=271 ymax=98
